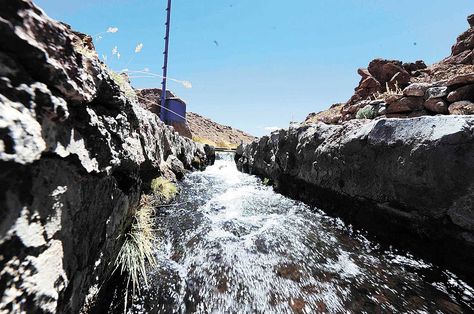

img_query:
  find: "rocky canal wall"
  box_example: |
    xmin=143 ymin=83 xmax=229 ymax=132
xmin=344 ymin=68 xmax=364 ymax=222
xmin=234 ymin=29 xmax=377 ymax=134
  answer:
xmin=0 ymin=0 xmax=213 ymax=312
xmin=236 ymin=116 xmax=474 ymax=282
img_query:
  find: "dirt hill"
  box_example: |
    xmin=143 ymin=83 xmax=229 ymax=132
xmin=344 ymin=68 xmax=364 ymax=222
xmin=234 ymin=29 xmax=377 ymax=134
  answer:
xmin=187 ymin=112 xmax=256 ymax=149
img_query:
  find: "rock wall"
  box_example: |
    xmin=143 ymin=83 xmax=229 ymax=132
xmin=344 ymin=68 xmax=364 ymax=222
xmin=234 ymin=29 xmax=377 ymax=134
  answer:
xmin=0 ymin=1 xmax=213 ymax=313
xmin=236 ymin=116 xmax=474 ymax=282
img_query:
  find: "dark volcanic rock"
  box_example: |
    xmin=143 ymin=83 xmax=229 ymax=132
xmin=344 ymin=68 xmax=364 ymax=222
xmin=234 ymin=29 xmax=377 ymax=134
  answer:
xmin=236 ymin=116 xmax=474 ymax=282
xmin=447 ymin=84 xmax=474 ymax=102
xmin=0 ymin=1 xmax=213 ymax=313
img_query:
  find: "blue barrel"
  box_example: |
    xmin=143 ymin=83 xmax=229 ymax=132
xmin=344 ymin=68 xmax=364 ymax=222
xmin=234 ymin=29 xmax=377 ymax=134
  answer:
xmin=163 ymin=97 xmax=186 ymax=123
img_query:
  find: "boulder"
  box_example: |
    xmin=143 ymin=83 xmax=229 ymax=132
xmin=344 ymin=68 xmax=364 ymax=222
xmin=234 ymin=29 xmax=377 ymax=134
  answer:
xmin=355 ymin=76 xmax=382 ymax=99
xmin=403 ymin=60 xmax=427 ymax=73
xmin=403 ymin=83 xmax=431 ymax=97
xmin=368 ymin=59 xmax=411 ymax=87
xmin=447 ymin=84 xmax=474 ymax=102
xmin=424 ymin=98 xmax=449 ymax=114
xmin=166 ymin=155 xmax=186 ymax=180
xmin=426 ymin=86 xmax=450 ymax=99
xmin=448 ymin=101 xmax=474 ymax=115
xmin=447 ymin=73 xmax=474 ymax=86
xmin=386 ymin=97 xmax=424 ymax=113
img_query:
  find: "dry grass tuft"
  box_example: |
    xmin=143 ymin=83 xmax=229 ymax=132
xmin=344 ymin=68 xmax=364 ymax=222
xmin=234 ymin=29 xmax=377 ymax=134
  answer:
xmin=192 ymin=136 xmax=217 ymax=147
xmin=150 ymin=177 xmax=178 ymax=203
xmin=192 ymin=136 xmax=236 ymax=149
xmin=372 ymin=82 xmax=402 ymax=101
xmin=108 ymin=70 xmax=137 ymax=100
xmin=216 ymin=140 xmax=238 ymax=150
xmin=115 ymin=195 xmax=157 ymax=301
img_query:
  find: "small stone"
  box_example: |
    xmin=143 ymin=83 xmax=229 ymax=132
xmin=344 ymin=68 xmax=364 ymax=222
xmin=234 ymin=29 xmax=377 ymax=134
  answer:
xmin=424 ymin=98 xmax=449 ymax=114
xmin=386 ymin=97 xmax=424 ymax=114
xmin=448 ymin=101 xmax=474 ymax=115
xmin=425 ymin=86 xmax=449 ymax=99
xmin=447 ymin=73 xmax=474 ymax=86
xmin=447 ymin=84 xmax=474 ymax=102
xmin=377 ymin=103 xmax=387 ymax=116
xmin=403 ymin=83 xmax=431 ymax=97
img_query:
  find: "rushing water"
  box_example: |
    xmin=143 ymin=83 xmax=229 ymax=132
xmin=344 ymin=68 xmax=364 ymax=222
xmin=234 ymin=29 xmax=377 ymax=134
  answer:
xmin=130 ymin=153 xmax=473 ymax=313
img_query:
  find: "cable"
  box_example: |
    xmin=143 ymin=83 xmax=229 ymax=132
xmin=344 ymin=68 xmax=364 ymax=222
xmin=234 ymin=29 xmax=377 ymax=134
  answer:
xmin=135 ymin=95 xmax=187 ymax=122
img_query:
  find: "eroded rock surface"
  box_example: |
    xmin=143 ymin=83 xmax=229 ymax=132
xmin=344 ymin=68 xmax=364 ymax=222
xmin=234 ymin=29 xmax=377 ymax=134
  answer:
xmin=236 ymin=116 xmax=474 ymax=282
xmin=0 ymin=1 xmax=213 ymax=313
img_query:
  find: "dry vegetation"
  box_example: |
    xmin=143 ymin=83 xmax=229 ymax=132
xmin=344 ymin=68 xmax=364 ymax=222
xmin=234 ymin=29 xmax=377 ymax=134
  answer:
xmin=114 ymin=195 xmax=157 ymax=304
xmin=114 ymin=177 xmax=178 ymax=309
xmin=192 ymin=136 xmax=238 ymax=149
xmin=150 ymin=177 xmax=178 ymax=203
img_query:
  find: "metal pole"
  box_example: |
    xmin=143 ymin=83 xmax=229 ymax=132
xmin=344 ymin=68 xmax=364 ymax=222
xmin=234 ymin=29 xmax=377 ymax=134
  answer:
xmin=160 ymin=0 xmax=172 ymax=122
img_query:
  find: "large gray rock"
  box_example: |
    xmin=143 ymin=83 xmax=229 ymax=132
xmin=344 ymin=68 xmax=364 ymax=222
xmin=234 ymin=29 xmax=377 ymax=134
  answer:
xmin=0 ymin=1 xmax=213 ymax=313
xmin=403 ymin=82 xmax=431 ymax=97
xmin=236 ymin=116 xmax=474 ymax=281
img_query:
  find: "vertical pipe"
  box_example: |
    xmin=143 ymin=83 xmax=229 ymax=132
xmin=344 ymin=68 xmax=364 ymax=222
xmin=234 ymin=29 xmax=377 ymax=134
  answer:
xmin=160 ymin=0 xmax=172 ymax=122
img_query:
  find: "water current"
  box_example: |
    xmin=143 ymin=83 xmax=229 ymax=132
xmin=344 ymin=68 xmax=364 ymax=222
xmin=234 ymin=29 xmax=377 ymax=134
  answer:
xmin=130 ymin=153 xmax=473 ymax=313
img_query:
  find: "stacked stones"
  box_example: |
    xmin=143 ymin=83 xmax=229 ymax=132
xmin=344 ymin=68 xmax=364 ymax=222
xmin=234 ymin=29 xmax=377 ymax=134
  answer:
xmin=306 ymin=14 xmax=474 ymax=125
xmin=347 ymin=76 xmax=474 ymax=121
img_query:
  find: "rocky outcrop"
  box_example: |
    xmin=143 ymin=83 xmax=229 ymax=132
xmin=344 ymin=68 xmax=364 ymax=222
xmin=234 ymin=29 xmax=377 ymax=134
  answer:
xmin=305 ymin=15 xmax=474 ymax=125
xmin=236 ymin=116 xmax=474 ymax=282
xmin=0 ymin=1 xmax=213 ymax=313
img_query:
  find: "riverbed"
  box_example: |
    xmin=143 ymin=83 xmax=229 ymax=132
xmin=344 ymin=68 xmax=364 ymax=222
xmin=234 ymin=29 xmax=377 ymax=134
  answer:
xmin=129 ymin=153 xmax=473 ymax=313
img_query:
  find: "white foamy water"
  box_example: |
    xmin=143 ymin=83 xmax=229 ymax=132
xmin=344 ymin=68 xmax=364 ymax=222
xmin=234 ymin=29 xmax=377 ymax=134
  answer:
xmin=125 ymin=153 xmax=473 ymax=313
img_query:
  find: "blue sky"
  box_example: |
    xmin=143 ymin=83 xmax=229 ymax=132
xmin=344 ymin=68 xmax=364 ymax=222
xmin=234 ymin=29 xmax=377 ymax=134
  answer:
xmin=36 ymin=0 xmax=473 ymax=136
